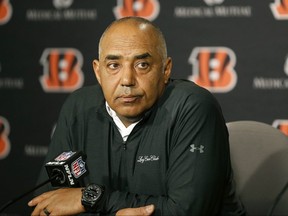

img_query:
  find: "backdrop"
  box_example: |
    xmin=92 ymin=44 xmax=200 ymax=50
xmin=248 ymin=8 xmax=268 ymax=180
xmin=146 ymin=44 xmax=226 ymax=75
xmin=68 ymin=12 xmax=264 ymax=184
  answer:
xmin=0 ymin=0 xmax=288 ymax=214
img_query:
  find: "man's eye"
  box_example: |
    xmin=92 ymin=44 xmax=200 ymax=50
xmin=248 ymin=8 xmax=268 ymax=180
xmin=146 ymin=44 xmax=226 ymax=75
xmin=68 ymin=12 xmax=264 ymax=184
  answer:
xmin=108 ymin=63 xmax=119 ymax=70
xmin=136 ymin=62 xmax=149 ymax=69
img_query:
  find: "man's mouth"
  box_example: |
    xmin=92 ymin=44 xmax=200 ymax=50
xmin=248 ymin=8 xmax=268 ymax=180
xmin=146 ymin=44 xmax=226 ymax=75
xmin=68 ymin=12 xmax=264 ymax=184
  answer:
xmin=117 ymin=95 xmax=141 ymax=103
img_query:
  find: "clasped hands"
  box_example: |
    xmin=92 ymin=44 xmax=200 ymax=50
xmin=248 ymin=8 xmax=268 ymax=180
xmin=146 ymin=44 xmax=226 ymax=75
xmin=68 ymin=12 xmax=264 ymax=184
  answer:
xmin=28 ymin=188 xmax=155 ymax=216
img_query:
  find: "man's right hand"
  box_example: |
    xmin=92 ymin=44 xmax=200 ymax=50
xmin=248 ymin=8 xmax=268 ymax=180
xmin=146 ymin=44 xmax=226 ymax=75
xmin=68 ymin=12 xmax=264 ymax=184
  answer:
xmin=116 ymin=204 xmax=155 ymax=216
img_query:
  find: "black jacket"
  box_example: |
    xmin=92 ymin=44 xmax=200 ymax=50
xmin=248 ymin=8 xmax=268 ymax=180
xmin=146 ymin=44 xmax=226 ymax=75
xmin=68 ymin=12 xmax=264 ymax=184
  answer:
xmin=36 ymin=79 xmax=246 ymax=215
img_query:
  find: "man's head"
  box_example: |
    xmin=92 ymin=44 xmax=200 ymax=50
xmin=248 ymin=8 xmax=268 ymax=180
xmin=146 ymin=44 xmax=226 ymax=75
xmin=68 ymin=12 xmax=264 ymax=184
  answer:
xmin=93 ymin=17 xmax=172 ymax=126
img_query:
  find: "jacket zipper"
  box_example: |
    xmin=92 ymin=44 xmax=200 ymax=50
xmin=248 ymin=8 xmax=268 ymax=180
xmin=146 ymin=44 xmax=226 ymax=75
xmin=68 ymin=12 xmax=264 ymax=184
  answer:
xmin=123 ymin=141 xmax=127 ymax=150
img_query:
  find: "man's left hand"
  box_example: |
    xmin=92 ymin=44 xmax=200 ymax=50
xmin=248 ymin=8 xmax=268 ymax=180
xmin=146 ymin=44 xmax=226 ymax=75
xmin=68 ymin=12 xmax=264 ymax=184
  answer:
xmin=28 ymin=188 xmax=85 ymax=216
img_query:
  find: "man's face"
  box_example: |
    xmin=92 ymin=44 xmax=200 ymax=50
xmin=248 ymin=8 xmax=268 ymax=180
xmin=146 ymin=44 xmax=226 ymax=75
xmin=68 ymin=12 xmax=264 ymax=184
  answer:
xmin=93 ymin=22 xmax=171 ymax=126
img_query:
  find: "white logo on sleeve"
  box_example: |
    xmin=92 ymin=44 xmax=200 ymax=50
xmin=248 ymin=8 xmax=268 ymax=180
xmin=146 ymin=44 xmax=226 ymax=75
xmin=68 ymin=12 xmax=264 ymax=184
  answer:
xmin=190 ymin=144 xmax=205 ymax=153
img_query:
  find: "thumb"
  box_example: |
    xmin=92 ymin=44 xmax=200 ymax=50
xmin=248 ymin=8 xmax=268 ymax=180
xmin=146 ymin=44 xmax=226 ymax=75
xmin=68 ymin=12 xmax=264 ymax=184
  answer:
xmin=143 ymin=204 xmax=155 ymax=215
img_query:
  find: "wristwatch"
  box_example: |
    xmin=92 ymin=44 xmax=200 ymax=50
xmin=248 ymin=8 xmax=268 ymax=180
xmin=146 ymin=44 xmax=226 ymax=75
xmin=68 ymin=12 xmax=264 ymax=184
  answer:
xmin=81 ymin=183 xmax=104 ymax=212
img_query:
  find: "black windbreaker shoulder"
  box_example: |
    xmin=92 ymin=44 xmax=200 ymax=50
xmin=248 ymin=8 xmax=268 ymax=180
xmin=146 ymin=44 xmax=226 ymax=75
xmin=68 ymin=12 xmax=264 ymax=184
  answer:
xmin=163 ymin=79 xmax=223 ymax=115
xmin=59 ymin=84 xmax=104 ymax=122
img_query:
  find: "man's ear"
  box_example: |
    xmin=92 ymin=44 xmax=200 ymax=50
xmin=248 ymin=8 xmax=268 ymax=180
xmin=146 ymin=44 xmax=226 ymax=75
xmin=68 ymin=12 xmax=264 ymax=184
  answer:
xmin=163 ymin=57 xmax=172 ymax=84
xmin=92 ymin=59 xmax=101 ymax=85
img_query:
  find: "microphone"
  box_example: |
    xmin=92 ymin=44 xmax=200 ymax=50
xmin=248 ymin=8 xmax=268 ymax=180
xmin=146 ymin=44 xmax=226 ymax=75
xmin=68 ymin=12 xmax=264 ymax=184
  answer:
xmin=0 ymin=151 xmax=88 ymax=213
xmin=45 ymin=151 xmax=88 ymax=187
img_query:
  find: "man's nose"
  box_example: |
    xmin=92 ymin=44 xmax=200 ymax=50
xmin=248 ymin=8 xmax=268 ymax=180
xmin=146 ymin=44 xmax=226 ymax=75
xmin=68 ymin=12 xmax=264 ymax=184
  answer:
xmin=120 ymin=65 xmax=136 ymax=87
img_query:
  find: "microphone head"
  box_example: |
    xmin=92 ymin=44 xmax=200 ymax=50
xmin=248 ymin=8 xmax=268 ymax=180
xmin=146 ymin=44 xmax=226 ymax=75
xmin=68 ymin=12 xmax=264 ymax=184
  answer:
xmin=45 ymin=151 xmax=88 ymax=187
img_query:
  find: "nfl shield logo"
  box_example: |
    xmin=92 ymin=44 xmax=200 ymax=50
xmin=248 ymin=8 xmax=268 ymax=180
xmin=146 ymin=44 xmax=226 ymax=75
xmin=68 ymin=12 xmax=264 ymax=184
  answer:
xmin=71 ymin=156 xmax=87 ymax=179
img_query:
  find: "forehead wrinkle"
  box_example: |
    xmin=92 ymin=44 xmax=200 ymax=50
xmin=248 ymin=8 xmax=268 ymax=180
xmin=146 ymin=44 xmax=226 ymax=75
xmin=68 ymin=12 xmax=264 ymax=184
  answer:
xmin=101 ymin=36 xmax=154 ymax=61
xmin=104 ymin=52 xmax=152 ymax=63
xmin=101 ymin=30 xmax=153 ymax=51
xmin=98 ymin=18 xmax=167 ymax=61
xmin=105 ymin=54 xmax=121 ymax=61
xmin=100 ymin=40 xmax=138 ymax=59
xmin=135 ymin=52 xmax=151 ymax=59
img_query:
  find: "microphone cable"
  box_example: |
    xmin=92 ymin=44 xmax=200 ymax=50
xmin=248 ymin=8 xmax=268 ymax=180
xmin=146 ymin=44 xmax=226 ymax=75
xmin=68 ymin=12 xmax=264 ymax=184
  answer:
xmin=0 ymin=172 xmax=61 ymax=213
xmin=267 ymin=180 xmax=288 ymax=216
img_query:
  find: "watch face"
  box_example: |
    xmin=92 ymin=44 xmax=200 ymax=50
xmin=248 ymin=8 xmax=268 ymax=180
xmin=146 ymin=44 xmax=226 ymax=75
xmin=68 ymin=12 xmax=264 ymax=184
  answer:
xmin=83 ymin=184 xmax=102 ymax=205
xmin=82 ymin=184 xmax=104 ymax=212
xmin=84 ymin=191 xmax=97 ymax=202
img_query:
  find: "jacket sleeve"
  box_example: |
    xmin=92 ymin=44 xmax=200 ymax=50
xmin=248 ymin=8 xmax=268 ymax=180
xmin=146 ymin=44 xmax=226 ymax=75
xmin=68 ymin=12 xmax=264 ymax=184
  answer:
xmin=33 ymin=86 xmax=99 ymax=196
xmin=101 ymin=94 xmax=245 ymax=215
xmin=34 ymin=93 xmax=78 ymax=196
xmin=160 ymin=95 xmax=233 ymax=215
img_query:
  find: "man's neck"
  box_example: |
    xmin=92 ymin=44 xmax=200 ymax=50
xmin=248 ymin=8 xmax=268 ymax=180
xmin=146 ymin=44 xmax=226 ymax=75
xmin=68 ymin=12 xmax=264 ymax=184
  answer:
xmin=105 ymin=102 xmax=142 ymax=127
xmin=117 ymin=115 xmax=142 ymax=128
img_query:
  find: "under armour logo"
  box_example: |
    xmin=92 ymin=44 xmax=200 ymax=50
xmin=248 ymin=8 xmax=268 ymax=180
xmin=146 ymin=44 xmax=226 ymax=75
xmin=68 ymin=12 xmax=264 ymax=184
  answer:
xmin=190 ymin=144 xmax=204 ymax=153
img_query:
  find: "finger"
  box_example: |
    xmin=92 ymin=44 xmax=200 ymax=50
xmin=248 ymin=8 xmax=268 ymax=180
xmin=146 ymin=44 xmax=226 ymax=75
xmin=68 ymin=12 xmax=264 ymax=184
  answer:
xmin=39 ymin=207 xmax=50 ymax=216
xmin=141 ymin=205 xmax=155 ymax=215
xmin=28 ymin=191 xmax=54 ymax=207
xmin=43 ymin=207 xmax=51 ymax=216
xmin=116 ymin=204 xmax=155 ymax=216
xmin=29 ymin=198 xmax=50 ymax=216
xmin=30 ymin=204 xmax=45 ymax=216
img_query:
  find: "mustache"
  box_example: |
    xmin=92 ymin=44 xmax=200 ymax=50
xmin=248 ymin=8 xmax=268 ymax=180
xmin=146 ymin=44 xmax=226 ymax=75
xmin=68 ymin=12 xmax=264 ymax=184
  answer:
xmin=115 ymin=86 xmax=142 ymax=97
xmin=123 ymin=86 xmax=132 ymax=95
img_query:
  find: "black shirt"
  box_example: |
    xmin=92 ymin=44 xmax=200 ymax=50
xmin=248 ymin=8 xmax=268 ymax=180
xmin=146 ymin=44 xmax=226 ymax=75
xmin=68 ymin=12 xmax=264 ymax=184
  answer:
xmin=36 ymin=79 xmax=246 ymax=215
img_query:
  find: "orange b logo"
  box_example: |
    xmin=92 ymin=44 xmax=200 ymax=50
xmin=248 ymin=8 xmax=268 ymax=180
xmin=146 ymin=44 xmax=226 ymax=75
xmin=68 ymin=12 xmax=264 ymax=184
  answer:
xmin=0 ymin=116 xmax=10 ymax=159
xmin=114 ymin=0 xmax=160 ymax=21
xmin=273 ymin=119 xmax=288 ymax=136
xmin=39 ymin=48 xmax=84 ymax=92
xmin=188 ymin=47 xmax=237 ymax=93
xmin=0 ymin=0 xmax=12 ymax=25
xmin=270 ymin=0 xmax=288 ymax=19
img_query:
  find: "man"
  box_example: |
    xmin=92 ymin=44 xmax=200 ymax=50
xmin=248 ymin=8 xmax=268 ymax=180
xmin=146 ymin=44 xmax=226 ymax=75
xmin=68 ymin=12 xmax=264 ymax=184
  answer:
xmin=28 ymin=17 xmax=246 ymax=215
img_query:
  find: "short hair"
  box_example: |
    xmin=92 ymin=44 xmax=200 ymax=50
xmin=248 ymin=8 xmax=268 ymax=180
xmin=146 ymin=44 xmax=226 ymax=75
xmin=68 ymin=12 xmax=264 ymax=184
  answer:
xmin=98 ymin=16 xmax=168 ymax=60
